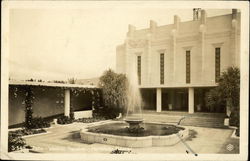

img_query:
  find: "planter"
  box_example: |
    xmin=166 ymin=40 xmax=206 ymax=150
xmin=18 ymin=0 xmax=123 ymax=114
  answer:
xmin=53 ymin=119 xmax=58 ymax=125
xmin=168 ymin=104 xmax=173 ymax=110
xmin=74 ymin=110 xmax=93 ymax=119
xmin=224 ymin=118 xmax=229 ymax=126
xmin=197 ymin=104 xmax=201 ymax=112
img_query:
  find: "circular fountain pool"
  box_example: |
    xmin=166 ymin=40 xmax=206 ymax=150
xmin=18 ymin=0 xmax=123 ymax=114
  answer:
xmin=80 ymin=121 xmax=189 ymax=147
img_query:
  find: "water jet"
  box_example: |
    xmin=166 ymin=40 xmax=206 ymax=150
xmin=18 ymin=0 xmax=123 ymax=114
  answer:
xmin=80 ymin=57 xmax=189 ymax=147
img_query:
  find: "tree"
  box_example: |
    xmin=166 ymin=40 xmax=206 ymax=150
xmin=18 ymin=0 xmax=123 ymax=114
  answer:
xmin=218 ymin=67 xmax=240 ymax=110
xmin=205 ymin=87 xmax=225 ymax=112
xmin=68 ymin=77 xmax=77 ymax=84
xmin=205 ymin=67 xmax=240 ymax=116
xmin=97 ymin=69 xmax=128 ymax=118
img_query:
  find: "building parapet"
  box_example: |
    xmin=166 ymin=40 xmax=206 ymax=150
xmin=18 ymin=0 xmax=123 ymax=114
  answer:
xmin=9 ymin=80 xmax=98 ymax=89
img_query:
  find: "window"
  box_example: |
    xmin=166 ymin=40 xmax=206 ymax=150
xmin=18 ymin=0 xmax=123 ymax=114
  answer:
xmin=186 ymin=50 xmax=191 ymax=83
xmin=160 ymin=53 xmax=164 ymax=84
xmin=215 ymin=48 xmax=220 ymax=82
xmin=137 ymin=56 xmax=141 ymax=85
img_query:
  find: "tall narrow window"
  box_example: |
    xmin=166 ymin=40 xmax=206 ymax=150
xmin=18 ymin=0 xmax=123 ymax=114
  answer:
xmin=160 ymin=53 xmax=164 ymax=84
xmin=137 ymin=56 xmax=141 ymax=85
xmin=186 ymin=50 xmax=191 ymax=83
xmin=215 ymin=47 xmax=221 ymax=82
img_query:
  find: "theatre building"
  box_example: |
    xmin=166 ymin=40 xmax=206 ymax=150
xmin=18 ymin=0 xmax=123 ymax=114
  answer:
xmin=116 ymin=9 xmax=240 ymax=114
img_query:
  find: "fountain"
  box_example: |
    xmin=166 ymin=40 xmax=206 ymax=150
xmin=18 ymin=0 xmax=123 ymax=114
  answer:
xmin=124 ymin=59 xmax=144 ymax=131
xmin=80 ymin=56 xmax=189 ymax=147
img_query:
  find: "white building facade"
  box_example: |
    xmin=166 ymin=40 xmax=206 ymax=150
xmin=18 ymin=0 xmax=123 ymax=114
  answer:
xmin=116 ymin=9 xmax=241 ymax=114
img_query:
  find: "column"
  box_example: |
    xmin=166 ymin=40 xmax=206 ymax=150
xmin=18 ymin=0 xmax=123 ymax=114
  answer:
xmin=200 ymin=10 xmax=207 ymax=83
xmin=231 ymin=9 xmax=238 ymax=67
xmin=171 ymin=15 xmax=180 ymax=83
xmin=171 ymin=30 xmax=177 ymax=82
xmin=146 ymin=33 xmax=152 ymax=86
xmin=64 ymin=89 xmax=70 ymax=116
xmin=226 ymin=99 xmax=232 ymax=117
xmin=188 ymin=88 xmax=194 ymax=114
xmin=156 ymin=88 xmax=162 ymax=112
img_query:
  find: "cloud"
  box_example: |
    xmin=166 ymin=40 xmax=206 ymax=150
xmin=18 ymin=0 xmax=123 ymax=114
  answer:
xmin=9 ymin=8 xmax=232 ymax=80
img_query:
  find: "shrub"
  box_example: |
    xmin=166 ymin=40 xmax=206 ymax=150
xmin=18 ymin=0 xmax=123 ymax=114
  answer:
xmin=12 ymin=128 xmax=46 ymax=136
xmin=57 ymin=115 xmax=73 ymax=124
xmin=8 ymin=131 xmax=26 ymax=152
xmin=27 ymin=117 xmax=51 ymax=129
xmin=98 ymin=69 xmax=128 ymax=115
xmin=205 ymin=67 xmax=240 ymax=115
xmin=236 ymin=128 xmax=240 ymax=137
xmin=229 ymin=110 xmax=239 ymax=127
xmin=69 ymin=106 xmax=75 ymax=120
xmin=93 ymin=106 xmax=122 ymax=119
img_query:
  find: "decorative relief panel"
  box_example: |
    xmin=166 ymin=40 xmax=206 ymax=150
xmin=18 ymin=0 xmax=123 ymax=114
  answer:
xmin=151 ymin=39 xmax=171 ymax=46
xmin=128 ymin=39 xmax=148 ymax=48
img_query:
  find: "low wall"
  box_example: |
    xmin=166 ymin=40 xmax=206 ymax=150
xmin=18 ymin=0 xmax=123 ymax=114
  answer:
xmin=74 ymin=110 xmax=93 ymax=119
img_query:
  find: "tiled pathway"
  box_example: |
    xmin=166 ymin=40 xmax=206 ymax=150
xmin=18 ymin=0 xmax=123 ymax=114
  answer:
xmin=23 ymin=121 xmax=239 ymax=154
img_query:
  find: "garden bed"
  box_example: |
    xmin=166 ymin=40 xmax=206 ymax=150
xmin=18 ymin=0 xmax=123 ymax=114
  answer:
xmin=8 ymin=129 xmax=48 ymax=152
xmin=9 ymin=128 xmax=47 ymax=137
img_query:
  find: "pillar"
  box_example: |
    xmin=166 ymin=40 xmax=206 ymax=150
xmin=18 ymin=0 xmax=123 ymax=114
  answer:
xmin=127 ymin=24 xmax=136 ymax=37
xmin=201 ymin=10 xmax=207 ymax=25
xmin=146 ymin=33 xmax=152 ymax=86
xmin=188 ymin=88 xmax=194 ymax=114
xmin=64 ymin=89 xmax=70 ymax=116
xmin=150 ymin=20 xmax=157 ymax=33
xmin=174 ymin=15 xmax=180 ymax=31
xmin=199 ymin=10 xmax=206 ymax=83
xmin=171 ymin=30 xmax=177 ymax=82
xmin=156 ymin=88 xmax=162 ymax=112
xmin=231 ymin=9 xmax=239 ymax=67
xmin=171 ymin=15 xmax=180 ymax=82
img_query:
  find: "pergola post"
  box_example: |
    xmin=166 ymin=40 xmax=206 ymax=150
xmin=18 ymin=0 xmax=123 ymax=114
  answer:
xmin=188 ymin=87 xmax=194 ymax=114
xmin=64 ymin=89 xmax=70 ymax=116
xmin=156 ymin=88 xmax=162 ymax=112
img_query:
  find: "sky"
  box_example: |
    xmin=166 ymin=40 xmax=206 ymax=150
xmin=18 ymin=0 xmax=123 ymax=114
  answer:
xmin=9 ymin=6 xmax=232 ymax=81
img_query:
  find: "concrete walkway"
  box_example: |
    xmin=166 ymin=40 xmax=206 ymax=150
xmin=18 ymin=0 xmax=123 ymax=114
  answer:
xmin=23 ymin=121 xmax=239 ymax=154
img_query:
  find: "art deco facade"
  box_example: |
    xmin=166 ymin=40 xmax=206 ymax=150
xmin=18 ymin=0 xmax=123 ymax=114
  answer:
xmin=116 ymin=9 xmax=240 ymax=113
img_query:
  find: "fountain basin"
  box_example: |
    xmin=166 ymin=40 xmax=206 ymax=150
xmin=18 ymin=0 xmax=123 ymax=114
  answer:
xmin=80 ymin=121 xmax=189 ymax=148
xmin=124 ymin=117 xmax=144 ymax=129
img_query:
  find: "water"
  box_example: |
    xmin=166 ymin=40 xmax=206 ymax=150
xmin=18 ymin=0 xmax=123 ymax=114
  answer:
xmin=125 ymin=57 xmax=143 ymax=120
xmin=88 ymin=123 xmax=185 ymax=137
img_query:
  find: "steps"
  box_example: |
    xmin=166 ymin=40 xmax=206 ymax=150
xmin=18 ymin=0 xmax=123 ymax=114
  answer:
xmin=180 ymin=117 xmax=226 ymax=128
xmin=142 ymin=113 xmax=227 ymax=128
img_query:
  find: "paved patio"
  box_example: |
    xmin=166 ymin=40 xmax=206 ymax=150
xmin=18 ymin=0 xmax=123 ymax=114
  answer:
xmin=23 ymin=121 xmax=239 ymax=154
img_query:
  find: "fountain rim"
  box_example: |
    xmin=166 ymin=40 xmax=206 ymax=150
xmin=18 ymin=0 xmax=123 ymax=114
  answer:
xmin=80 ymin=121 xmax=189 ymax=147
xmin=123 ymin=117 xmax=144 ymax=124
